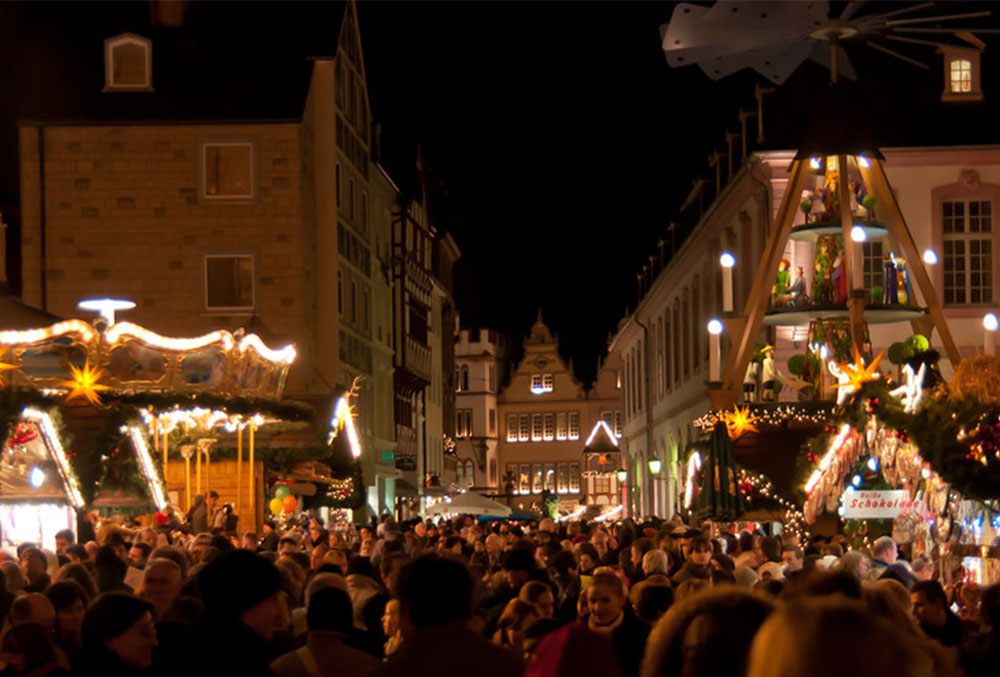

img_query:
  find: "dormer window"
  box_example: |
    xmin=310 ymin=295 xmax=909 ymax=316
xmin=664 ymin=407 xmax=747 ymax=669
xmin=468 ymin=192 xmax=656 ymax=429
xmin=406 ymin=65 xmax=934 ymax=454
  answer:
xmin=104 ymin=33 xmax=152 ymax=91
xmin=940 ymin=37 xmax=984 ymax=103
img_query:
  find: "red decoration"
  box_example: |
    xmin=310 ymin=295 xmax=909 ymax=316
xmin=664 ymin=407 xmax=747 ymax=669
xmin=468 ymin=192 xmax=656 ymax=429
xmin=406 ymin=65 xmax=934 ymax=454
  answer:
xmin=10 ymin=424 xmax=37 ymax=447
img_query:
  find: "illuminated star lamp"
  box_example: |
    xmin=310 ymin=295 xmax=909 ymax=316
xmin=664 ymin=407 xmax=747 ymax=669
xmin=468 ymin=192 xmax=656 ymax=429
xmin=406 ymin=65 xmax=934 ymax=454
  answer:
xmin=827 ymin=349 xmax=883 ymax=406
xmin=329 ymin=397 xmax=362 ymax=458
xmin=722 ymin=405 xmax=760 ymax=440
xmin=59 ymin=360 xmax=111 ymax=406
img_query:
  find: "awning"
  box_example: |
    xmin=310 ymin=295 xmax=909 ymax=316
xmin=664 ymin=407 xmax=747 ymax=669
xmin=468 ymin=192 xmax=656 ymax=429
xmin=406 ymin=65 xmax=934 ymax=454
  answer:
xmin=427 ymin=492 xmax=512 ymax=517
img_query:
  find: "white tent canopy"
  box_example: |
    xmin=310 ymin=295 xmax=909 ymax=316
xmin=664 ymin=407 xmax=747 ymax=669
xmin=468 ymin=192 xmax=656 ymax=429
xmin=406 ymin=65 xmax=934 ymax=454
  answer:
xmin=427 ymin=492 xmax=512 ymax=517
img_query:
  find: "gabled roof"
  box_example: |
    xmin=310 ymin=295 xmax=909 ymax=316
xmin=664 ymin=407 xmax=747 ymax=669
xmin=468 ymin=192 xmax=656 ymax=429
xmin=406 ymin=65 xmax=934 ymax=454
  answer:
xmin=583 ymin=420 xmax=619 ymax=454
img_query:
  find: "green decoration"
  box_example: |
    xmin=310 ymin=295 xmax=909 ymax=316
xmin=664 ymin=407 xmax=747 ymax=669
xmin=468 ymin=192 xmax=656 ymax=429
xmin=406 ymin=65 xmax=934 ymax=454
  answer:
xmin=907 ymin=334 xmax=930 ymax=353
xmin=275 ymin=485 xmax=290 ymax=499
xmin=540 ymin=489 xmax=559 ymax=520
xmin=887 ymin=342 xmax=914 ymax=366
xmin=870 ymin=285 xmax=882 ymax=304
xmin=862 ymin=195 xmax=877 ymax=222
xmin=788 ymin=354 xmax=806 ymax=376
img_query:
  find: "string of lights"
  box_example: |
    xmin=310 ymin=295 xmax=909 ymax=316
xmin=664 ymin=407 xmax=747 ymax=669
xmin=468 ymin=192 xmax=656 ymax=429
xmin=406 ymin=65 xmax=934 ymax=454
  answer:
xmin=694 ymin=404 xmax=834 ymax=431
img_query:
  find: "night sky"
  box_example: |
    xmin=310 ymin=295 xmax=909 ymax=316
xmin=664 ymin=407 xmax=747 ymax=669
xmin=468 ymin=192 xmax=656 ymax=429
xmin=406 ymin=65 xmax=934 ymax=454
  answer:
xmin=358 ymin=1 xmax=749 ymax=384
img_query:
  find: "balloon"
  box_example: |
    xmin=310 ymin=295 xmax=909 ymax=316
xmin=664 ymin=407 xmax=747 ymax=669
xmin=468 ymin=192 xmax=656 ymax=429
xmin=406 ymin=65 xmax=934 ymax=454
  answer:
xmin=269 ymin=497 xmax=284 ymax=515
xmin=275 ymin=485 xmax=290 ymax=500
xmin=282 ymin=494 xmax=297 ymax=513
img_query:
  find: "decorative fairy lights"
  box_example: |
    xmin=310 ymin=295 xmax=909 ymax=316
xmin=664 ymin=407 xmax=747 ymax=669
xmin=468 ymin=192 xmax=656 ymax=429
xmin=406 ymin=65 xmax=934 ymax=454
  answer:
xmin=20 ymin=408 xmax=85 ymax=509
xmin=328 ymin=397 xmax=362 ymax=458
xmin=737 ymin=468 xmax=809 ymax=542
xmin=805 ymin=423 xmax=852 ymax=494
xmin=693 ymin=404 xmax=833 ymax=431
xmin=684 ymin=451 xmax=703 ymax=509
xmin=59 ymin=360 xmax=111 ymax=406
xmin=0 ymin=320 xmax=96 ymax=347
xmin=125 ymin=425 xmax=168 ymax=511
xmin=585 ymin=420 xmax=619 ymax=448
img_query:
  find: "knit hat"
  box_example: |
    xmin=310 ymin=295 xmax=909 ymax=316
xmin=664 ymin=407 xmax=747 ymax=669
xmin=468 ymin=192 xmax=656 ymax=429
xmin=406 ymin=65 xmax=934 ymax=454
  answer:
xmin=198 ymin=550 xmax=283 ymax=617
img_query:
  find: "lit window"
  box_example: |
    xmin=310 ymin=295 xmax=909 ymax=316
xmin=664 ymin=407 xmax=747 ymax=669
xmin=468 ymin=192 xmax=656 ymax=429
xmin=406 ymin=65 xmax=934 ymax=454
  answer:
xmin=104 ymin=33 xmax=152 ymax=91
xmin=557 ymin=463 xmax=568 ymax=493
xmin=542 ymin=374 xmax=553 ymax=392
xmin=532 ymin=464 xmax=543 ymax=493
xmin=202 ymin=143 xmax=254 ymax=199
xmin=519 ymin=464 xmax=530 ymax=494
xmin=543 ymin=413 xmax=554 ymax=441
xmin=489 ymin=365 xmax=496 ymax=391
xmin=568 ymin=412 xmax=580 ymax=441
xmin=456 ymin=410 xmax=472 ymax=438
xmin=544 ymin=463 xmax=555 ymax=491
xmin=519 ymin=415 xmax=529 ymax=442
xmin=569 ymin=463 xmax=580 ymax=493
xmin=556 ymin=413 xmax=567 ymax=440
xmin=943 ymin=200 xmax=993 ymax=305
xmin=532 ymin=414 xmax=543 ymax=441
xmin=862 ymin=241 xmax=884 ymax=295
xmin=614 ymin=411 xmax=622 ymax=438
xmin=951 ymin=58 xmax=972 ymax=93
xmin=204 ymin=255 xmax=254 ymax=311
xmin=531 ymin=374 xmax=543 ymax=394
xmin=489 ymin=409 xmax=496 ymax=436
xmin=507 ymin=415 xmax=518 ymax=442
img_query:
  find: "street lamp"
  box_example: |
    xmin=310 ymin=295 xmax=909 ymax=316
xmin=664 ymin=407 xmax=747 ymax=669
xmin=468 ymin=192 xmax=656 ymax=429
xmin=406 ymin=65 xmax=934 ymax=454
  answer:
xmin=616 ymin=469 xmax=628 ymax=483
xmin=719 ymin=252 xmax=735 ymax=313
xmin=77 ymin=298 xmax=135 ymax=326
xmin=648 ymin=458 xmax=662 ymax=474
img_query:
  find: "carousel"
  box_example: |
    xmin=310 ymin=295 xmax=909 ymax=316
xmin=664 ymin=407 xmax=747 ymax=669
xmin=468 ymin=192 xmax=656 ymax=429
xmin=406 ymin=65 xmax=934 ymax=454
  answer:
xmin=0 ymin=300 xmax=363 ymax=548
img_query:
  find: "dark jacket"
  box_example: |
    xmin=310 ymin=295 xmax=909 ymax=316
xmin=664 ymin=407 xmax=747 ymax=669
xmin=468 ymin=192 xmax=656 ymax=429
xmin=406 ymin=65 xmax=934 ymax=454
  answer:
xmin=369 ymin=621 xmax=523 ymax=677
xmin=609 ymin=607 xmax=651 ymax=677
xmin=24 ymin=573 xmax=51 ymax=594
xmin=671 ymin=562 xmax=711 ymax=586
xmin=259 ymin=532 xmax=279 ymax=552
xmin=921 ymin=610 xmax=966 ymax=647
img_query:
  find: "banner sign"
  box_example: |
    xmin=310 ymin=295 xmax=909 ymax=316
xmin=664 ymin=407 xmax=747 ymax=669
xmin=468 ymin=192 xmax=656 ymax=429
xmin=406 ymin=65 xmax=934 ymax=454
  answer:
xmin=842 ymin=490 xmax=921 ymax=519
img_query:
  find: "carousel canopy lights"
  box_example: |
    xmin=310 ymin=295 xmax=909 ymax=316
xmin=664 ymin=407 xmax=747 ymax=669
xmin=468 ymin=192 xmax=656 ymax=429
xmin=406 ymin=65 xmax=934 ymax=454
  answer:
xmin=104 ymin=323 xmax=235 ymax=353
xmin=0 ymin=320 xmax=96 ymax=347
xmin=923 ymin=249 xmax=939 ymax=266
xmin=984 ymin=313 xmax=999 ymax=333
xmin=850 ymin=225 xmax=867 ymax=243
xmin=77 ymin=298 xmax=135 ymax=325
xmin=719 ymin=252 xmax=736 ymax=268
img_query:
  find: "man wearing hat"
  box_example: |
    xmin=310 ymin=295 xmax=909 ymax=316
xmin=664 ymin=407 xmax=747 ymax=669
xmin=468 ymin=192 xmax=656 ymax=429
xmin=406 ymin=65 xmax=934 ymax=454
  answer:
xmin=193 ymin=549 xmax=287 ymax=675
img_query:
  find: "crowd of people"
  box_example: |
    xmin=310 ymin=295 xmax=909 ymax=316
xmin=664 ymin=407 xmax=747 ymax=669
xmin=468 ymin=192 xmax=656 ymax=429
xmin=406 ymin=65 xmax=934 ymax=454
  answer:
xmin=0 ymin=501 xmax=998 ymax=677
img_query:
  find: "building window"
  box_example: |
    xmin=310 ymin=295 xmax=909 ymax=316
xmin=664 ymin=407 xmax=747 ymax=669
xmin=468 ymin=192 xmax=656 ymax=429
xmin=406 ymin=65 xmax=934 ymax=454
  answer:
xmin=544 ymin=463 xmax=555 ymax=491
xmin=507 ymin=415 xmax=518 ymax=442
xmin=531 ymin=464 xmax=543 ymax=494
xmin=532 ymin=414 xmax=543 ymax=441
xmin=337 ymin=270 xmax=343 ymax=314
xmin=519 ymin=415 xmax=530 ymax=442
xmin=104 ymin=33 xmax=152 ymax=91
xmin=458 ymin=365 xmax=469 ymax=392
xmin=204 ymin=255 xmax=254 ymax=311
xmin=489 ymin=365 xmax=496 ymax=392
xmin=692 ymin=277 xmax=701 ymax=370
xmin=556 ymin=413 xmax=567 ymax=440
xmin=456 ymin=410 xmax=472 ymax=438
xmin=656 ymin=316 xmax=665 ymax=396
xmin=569 ymin=463 xmax=580 ymax=493
xmin=557 ymin=463 xmax=568 ymax=493
xmin=336 ymin=164 xmax=341 ymax=206
xmin=202 ymin=142 xmax=254 ymax=199
xmin=519 ymin=464 xmax=530 ymax=494
xmin=568 ymin=412 xmax=580 ymax=441
xmin=614 ymin=411 xmax=622 ymax=438
xmin=950 ymin=58 xmax=972 ymax=93
xmin=489 ymin=409 xmax=496 ymax=436
xmin=943 ymin=200 xmax=993 ymax=305
xmin=862 ymin=241 xmax=884 ymax=294
xmin=542 ymin=374 xmax=553 ymax=392
xmin=543 ymin=413 xmax=554 ymax=441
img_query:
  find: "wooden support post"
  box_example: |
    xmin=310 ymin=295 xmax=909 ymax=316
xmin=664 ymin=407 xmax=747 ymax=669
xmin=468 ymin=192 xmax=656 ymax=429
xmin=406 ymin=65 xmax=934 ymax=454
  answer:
xmin=718 ymin=158 xmax=811 ymax=402
xmin=236 ymin=425 xmax=243 ymax=522
xmin=196 ymin=442 xmax=201 ymax=497
xmin=859 ymin=160 xmax=962 ymax=367
xmin=249 ymin=423 xmax=256 ymax=530
xmin=838 ymin=155 xmax=867 ymax=357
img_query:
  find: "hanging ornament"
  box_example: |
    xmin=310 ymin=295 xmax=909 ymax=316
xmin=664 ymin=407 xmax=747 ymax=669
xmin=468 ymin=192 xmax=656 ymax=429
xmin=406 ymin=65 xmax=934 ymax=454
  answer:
xmin=59 ymin=359 xmax=111 ymax=406
xmin=828 ymin=348 xmax=884 ymax=406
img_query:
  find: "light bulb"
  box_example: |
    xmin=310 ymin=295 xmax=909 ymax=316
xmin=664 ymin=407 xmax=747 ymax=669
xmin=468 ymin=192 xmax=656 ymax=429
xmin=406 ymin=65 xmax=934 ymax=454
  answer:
xmin=923 ymin=249 xmax=938 ymax=265
xmin=29 ymin=467 xmax=45 ymax=489
xmin=850 ymin=225 xmax=867 ymax=243
xmin=719 ymin=252 xmax=736 ymax=268
xmin=984 ymin=313 xmax=999 ymax=332
xmin=707 ymin=319 xmax=724 ymax=335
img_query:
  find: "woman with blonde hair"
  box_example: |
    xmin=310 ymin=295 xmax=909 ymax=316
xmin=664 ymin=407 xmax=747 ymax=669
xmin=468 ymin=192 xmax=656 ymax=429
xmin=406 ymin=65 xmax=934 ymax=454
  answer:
xmin=833 ymin=549 xmax=869 ymax=581
xmin=492 ymin=598 xmax=538 ymax=653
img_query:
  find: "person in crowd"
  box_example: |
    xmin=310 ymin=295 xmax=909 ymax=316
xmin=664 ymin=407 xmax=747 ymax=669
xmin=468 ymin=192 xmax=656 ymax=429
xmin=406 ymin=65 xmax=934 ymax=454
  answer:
xmin=53 ymin=563 xmax=97 ymax=601
xmin=381 ymin=598 xmax=403 ymax=657
xmin=493 ymin=598 xmax=539 ymax=652
xmin=0 ymin=570 xmax=13 ymax=629
xmin=576 ymin=542 xmax=600 ymax=576
xmin=259 ymin=520 xmax=279 ymax=552
xmin=912 ymin=579 xmax=967 ymax=647
xmin=79 ymin=593 xmax=158 ymax=674
xmin=747 ymin=595 xmax=937 ymax=677
xmin=549 ymin=549 xmax=581 ymax=623
xmin=869 ymin=536 xmax=898 ymax=576
xmin=129 ymin=542 xmax=152 ymax=570
xmin=962 ymin=582 xmax=1000 ymax=677
xmin=780 ymin=545 xmax=805 ymax=585
xmin=193 ymin=549 xmax=289 ymax=675
xmin=641 ymin=549 xmax=670 ymax=584
xmin=94 ymin=546 xmax=131 ymax=593
xmin=140 ymin=559 xmax=183 ymax=621
xmin=587 ymin=571 xmax=649 ymax=677
xmin=758 ymin=535 xmax=782 ymax=564
xmin=20 ymin=547 xmax=51 ymax=593
xmin=370 ymin=555 xmax=524 ymax=677
xmin=591 ymin=531 xmax=616 ymax=567
xmin=519 ymin=580 xmax=555 ymax=619
xmin=632 ymin=581 xmax=674 ymax=623
xmin=641 ymin=586 xmax=774 ymax=677
xmin=270 ymin=587 xmax=380 ymax=676
xmin=911 ymin=556 xmax=934 ymax=582
xmin=472 ymin=533 xmax=504 ymax=575
xmin=1 ymin=621 xmax=69 ymax=677
xmin=1 ymin=561 xmax=26 ymax=595
xmin=135 ymin=528 xmax=157 ymax=551
xmin=671 ymin=537 xmax=713 ymax=585
xmin=64 ymin=545 xmax=89 ymax=566
xmin=345 ymin=555 xmax=382 ymax=627
xmin=54 ymin=529 xmax=75 ymax=563
xmin=186 ymin=494 xmax=208 ymax=535
xmin=834 ymin=549 xmax=870 ymax=581
xmin=9 ymin=594 xmax=57 ymax=634
xmin=525 ymin=620 xmax=620 ymax=677
xmin=45 ymin=580 xmax=88 ymax=666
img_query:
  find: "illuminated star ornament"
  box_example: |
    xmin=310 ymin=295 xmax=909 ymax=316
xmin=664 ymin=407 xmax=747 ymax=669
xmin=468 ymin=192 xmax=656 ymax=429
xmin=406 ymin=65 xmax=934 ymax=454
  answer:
xmin=889 ymin=363 xmax=926 ymax=414
xmin=722 ymin=405 xmax=760 ymax=440
xmin=59 ymin=360 xmax=111 ymax=406
xmin=0 ymin=361 xmax=16 ymax=386
xmin=828 ymin=349 xmax=883 ymax=406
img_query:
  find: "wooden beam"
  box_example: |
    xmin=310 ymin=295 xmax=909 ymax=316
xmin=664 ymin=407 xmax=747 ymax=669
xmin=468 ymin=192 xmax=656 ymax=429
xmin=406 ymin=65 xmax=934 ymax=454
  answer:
xmin=719 ymin=159 xmax=811 ymax=396
xmin=839 ymin=155 xmax=867 ymax=356
xmin=859 ymin=160 xmax=962 ymax=367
